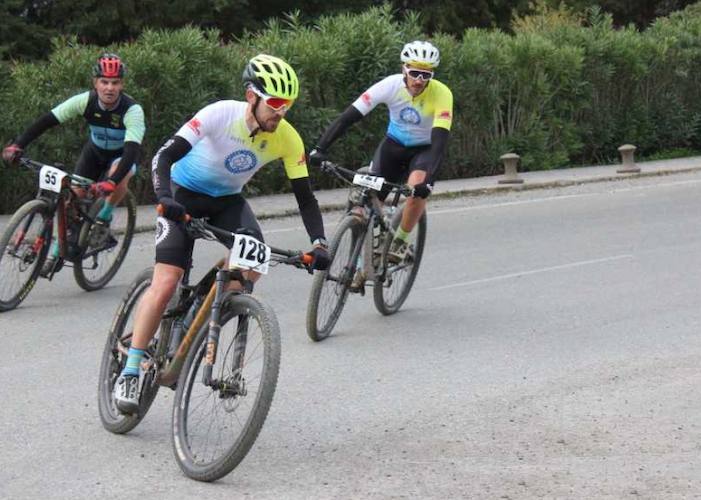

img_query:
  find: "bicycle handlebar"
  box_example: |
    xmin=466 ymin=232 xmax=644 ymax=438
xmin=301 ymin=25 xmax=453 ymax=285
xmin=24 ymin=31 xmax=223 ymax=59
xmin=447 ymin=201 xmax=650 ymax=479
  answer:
xmin=319 ymin=160 xmax=414 ymax=197
xmin=155 ymin=204 xmax=314 ymax=267
xmin=19 ymin=157 xmax=94 ymax=188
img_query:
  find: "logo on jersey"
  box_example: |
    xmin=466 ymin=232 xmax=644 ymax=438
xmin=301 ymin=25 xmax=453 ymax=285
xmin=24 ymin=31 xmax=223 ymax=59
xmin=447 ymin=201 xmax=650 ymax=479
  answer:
xmin=187 ymin=118 xmax=202 ymax=136
xmin=361 ymin=93 xmax=372 ymax=106
xmin=399 ymin=107 xmax=421 ymax=125
xmin=439 ymin=110 xmax=452 ymax=120
xmin=225 ymin=150 xmax=257 ymax=174
xmin=111 ymin=114 xmax=121 ymax=128
xmin=155 ymin=217 xmax=171 ymax=246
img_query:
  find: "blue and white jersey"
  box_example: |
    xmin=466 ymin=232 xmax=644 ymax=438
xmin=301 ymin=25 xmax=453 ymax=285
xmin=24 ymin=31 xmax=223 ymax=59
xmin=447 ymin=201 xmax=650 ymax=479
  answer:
xmin=170 ymin=100 xmax=308 ymax=197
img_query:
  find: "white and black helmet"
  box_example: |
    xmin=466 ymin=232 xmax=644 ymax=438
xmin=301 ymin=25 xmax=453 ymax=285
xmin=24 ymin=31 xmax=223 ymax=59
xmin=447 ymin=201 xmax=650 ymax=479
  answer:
xmin=400 ymin=41 xmax=440 ymax=69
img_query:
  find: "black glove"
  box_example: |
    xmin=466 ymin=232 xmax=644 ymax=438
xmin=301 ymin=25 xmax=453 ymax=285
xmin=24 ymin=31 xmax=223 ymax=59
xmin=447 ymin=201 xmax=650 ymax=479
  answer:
xmin=411 ymin=182 xmax=433 ymax=199
xmin=308 ymin=147 xmax=328 ymax=168
xmin=309 ymin=240 xmax=330 ymax=271
xmin=158 ymin=196 xmax=186 ymax=221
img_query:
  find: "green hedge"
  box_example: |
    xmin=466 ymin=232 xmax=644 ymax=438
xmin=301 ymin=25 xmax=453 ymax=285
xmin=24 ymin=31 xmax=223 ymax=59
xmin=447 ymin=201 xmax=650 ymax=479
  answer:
xmin=3 ymin=3 xmax=701 ymax=212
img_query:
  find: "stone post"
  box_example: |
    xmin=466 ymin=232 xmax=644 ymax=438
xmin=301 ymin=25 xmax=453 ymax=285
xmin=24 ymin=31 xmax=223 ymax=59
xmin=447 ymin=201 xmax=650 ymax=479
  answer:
xmin=498 ymin=153 xmax=524 ymax=184
xmin=617 ymin=144 xmax=640 ymax=174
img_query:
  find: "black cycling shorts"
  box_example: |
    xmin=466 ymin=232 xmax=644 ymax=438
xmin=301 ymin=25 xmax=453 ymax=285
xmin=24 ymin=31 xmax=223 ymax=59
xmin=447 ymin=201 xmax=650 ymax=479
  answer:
xmin=75 ymin=142 xmax=136 ymax=181
xmin=155 ymin=185 xmax=263 ymax=270
xmin=368 ymin=136 xmax=433 ymax=200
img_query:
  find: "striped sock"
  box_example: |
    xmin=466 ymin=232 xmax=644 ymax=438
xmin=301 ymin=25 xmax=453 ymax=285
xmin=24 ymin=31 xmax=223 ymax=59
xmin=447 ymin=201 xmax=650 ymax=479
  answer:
xmin=97 ymin=201 xmax=114 ymax=222
xmin=49 ymin=239 xmax=59 ymax=258
xmin=121 ymin=347 xmax=144 ymax=377
xmin=394 ymin=226 xmax=411 ymax=242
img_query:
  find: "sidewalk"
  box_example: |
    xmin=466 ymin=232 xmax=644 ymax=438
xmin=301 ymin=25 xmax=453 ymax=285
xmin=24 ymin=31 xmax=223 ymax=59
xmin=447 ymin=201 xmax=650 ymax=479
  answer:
xmin=3 ymin=156 xmax=701 ymax=232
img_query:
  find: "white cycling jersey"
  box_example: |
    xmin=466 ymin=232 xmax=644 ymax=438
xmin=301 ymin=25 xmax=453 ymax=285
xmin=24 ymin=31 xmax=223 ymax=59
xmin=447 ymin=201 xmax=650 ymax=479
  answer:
xmin=171 ymin=100 xmax=308 ymax=197
xmin=352 ymin=74 xmax=453 ymax=147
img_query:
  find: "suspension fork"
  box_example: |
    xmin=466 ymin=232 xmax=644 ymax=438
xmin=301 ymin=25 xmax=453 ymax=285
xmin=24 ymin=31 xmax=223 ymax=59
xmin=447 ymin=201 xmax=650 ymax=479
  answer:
xmin=201 ymin=269 xmax=228 ymax=386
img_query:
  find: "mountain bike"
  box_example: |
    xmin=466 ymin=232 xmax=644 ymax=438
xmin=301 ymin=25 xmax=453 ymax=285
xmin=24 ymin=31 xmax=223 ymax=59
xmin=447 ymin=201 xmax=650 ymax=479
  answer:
xmin=306 ymin=161 xmax=427 ymax=341
xmin=97 ymin=216 xmax=313 ymax=482
xmin=0 ymin=157 xmax=136 ymax=311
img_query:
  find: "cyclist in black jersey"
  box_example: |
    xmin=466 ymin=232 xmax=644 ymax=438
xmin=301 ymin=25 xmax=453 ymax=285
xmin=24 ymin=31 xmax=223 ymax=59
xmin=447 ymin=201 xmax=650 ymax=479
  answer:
xmin=2 ymin=53 xmax=146 ymax=275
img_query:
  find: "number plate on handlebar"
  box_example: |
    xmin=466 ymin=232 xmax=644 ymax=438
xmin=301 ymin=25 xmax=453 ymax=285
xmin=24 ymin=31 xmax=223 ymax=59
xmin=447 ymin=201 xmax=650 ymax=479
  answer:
xmin=39 ymin=165 xmax=67 ymax=193
xmin=353 ymin=173 xmax=385 ymax=191
xmin=229 ymin=234 xmax=271 ymax=274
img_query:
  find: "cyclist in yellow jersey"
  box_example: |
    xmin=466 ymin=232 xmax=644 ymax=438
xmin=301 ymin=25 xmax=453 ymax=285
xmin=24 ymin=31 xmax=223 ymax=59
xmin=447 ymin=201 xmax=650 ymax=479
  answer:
xmin=309 ymin=41 xmax=453 ymax=264
xmin=114 ymin=54 xmax=330 ymax=414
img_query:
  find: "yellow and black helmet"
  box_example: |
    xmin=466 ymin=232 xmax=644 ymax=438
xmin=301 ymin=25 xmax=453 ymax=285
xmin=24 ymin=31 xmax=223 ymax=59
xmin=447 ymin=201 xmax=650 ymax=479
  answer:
xmin=242 ymin=54 xmax=299 ymax=99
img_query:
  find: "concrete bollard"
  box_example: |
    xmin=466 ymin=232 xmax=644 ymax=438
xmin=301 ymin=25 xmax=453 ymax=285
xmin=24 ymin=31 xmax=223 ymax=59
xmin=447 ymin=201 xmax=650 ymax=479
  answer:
xmin=617 ymin=144 xmax=641 ymax=174
xmin=498 ymin=153 xmax=524 ymax=184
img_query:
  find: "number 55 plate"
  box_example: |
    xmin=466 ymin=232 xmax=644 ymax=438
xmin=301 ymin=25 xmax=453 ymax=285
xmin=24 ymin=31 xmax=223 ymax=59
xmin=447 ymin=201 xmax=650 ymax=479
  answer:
xmin=228 ymin=234 xmax=271 ymax=274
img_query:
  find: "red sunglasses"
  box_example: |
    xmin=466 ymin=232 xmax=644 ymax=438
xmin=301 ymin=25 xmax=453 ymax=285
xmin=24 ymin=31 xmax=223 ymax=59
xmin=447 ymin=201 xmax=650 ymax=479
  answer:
xmin=251 ymin=86 xmax=294 ymax=111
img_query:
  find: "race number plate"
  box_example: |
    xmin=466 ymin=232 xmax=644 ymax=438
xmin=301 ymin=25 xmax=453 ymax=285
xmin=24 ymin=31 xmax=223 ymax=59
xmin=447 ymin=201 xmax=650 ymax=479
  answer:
xmin=228 ymin=234 xmax=271 ymax=274
xmin=353 ymin=173 xmax=385 ymax=191
xmin=39 ymin=165 xmax=67 ymax=193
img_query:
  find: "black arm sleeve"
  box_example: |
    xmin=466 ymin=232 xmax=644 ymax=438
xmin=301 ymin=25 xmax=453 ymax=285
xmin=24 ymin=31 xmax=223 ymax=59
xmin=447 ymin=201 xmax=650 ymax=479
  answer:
xmin=108 ymin=141 xmax=141 ymax=185
xmin=15 ymin=112 xmax=60 ymax=148
xmin=290 ymin=177 xmax=325 ymax=243
xmin=151 ymin=136 xmax=192 ymax=199
xmin=425 ymin=127 xmax=451 ymax=181
xmin=316 ymin=105 xmax=364 ymax=151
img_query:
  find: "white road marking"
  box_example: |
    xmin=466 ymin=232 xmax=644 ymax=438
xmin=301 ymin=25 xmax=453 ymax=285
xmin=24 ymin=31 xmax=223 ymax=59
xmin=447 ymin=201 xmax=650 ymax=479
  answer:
xmin=425 ymin=254 xmax=634 ymax=291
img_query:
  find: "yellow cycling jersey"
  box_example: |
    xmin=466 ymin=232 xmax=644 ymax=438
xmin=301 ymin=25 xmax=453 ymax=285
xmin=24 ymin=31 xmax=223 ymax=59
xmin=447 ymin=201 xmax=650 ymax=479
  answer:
xmin=171 ymin=100 xmax=308 ymax=197
xmin=352 ymin=74 xmax=453 ymax=147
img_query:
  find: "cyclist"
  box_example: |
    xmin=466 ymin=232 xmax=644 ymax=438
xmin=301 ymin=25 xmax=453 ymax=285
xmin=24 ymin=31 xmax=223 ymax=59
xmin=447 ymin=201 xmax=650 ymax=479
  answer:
xmin=309 ymin=40 xmax=452 ymax=265
xmin=113 ymin=54 xmax=330 ymax=414
xmin=2 ymin=52 xmax=145 ymax=275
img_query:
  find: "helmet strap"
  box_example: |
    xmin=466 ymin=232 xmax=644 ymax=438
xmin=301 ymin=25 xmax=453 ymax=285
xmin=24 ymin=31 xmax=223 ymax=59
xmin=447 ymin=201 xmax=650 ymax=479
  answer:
xmin=249 ymin=96 xmax=264 ymax=138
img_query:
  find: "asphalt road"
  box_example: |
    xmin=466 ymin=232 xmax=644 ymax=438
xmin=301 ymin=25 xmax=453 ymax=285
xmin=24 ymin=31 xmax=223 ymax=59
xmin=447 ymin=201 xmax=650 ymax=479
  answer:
xmin=1 ymin=172 xmax=700 ymax=499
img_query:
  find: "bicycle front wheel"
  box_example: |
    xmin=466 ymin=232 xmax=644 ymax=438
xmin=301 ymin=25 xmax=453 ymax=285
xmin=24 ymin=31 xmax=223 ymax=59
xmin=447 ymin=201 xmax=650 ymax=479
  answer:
xmin=0 ymin=199 xmax=52 ymax=312
xmin=373 ymin=207 xmax=427 ymax=315
xmin=306 ymin=215 xmax=365 ymax=341
xmin=97 ymin=267 xmax=161 ymax=434
xmin=74 ymin=190 xmax=136 ymax=291
xmin=172 ymin=293 xmax=281 ymax=482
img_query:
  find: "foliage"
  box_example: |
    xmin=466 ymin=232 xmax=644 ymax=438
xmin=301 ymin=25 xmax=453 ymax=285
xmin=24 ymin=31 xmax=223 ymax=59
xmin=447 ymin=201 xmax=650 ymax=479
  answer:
xmin=4 ymin=3 xmax=701 ymax=211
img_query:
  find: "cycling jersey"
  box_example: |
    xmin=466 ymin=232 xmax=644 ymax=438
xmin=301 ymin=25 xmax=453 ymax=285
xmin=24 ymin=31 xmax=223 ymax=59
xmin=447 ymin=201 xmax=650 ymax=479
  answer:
xmin=171 ymin=100 xmax=308 ymax=197
xmin=51 ymin=90 xmax=145 ymax=151
xmin=352 ymin=74 xmax=453 ymax=147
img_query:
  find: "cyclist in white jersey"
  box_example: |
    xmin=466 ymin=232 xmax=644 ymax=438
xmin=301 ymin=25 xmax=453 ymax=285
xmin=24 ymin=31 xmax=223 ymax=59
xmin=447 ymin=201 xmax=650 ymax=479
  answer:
xmin=309 ymin=41 xmax=453 ymax=264
xmin=113 ymin=55 xmax=330 ymax=414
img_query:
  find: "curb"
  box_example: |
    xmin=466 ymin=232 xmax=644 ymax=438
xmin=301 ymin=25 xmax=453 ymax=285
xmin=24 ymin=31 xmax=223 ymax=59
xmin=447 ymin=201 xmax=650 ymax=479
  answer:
xmin=108 ymin=164 xmax=701 ymax=236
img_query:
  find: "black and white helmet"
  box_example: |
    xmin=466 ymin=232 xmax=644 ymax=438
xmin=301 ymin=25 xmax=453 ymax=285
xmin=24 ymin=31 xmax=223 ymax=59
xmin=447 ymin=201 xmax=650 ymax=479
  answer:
xmin=400 ymin=41 xmax=440 ymax=69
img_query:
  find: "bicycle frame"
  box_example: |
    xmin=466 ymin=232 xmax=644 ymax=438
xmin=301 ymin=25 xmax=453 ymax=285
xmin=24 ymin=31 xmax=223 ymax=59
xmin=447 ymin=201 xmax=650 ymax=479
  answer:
xmin=130 ymin=220 xmax=311 ymax=390
xmin=16 ymin=159 xmax=94 ymax=263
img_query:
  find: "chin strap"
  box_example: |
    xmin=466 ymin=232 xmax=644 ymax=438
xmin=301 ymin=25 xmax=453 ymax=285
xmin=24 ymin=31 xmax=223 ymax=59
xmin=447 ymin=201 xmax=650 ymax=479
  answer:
xmin=249 ymin=96 xmax=264 ymax=139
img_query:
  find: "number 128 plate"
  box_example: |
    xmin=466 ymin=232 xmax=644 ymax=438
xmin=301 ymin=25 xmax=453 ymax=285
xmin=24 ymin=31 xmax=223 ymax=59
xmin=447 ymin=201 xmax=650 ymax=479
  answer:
xmin=228 ymin=234 xmax=271 ymax=274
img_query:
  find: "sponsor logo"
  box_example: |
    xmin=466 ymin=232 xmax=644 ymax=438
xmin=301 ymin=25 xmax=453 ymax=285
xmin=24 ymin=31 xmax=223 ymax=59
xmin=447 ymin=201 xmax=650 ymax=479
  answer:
xmin=155 ymin=217 xmax=170 ymax=246
xmin=259 ymin=140 xmax=268 ymax=151
xmin=361 ymin=93 xmax=372 ymax=106
xmin=111 ymin=114 xmax=121 ymax=127
xmin=224 ymin=150 xmax=257 ymax=174
xmin=399 ymin=107 xmax=421 ymax=125
xmin=439 ymin=110 xmax=452 ymax=119
xmin=94 ymin=113 xmax=101 ymax=118
xmin=187 ymin=118 xmax=202 ymax=136
xmin=297 ymin=153 xmax=306 ymax=165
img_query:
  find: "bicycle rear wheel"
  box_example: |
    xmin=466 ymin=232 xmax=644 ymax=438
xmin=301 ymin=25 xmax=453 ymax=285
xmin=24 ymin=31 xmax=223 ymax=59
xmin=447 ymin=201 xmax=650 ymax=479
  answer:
xmin=306 ymin=215 xmax=365 ymax=341
xmin=172 ymin=293 xmax=281 ymax=482
xmin=0 ymin=199 xmax=52 ymax=312
xmin=97 ymin=267 xmax=161 ymax=434
xmin=74 ymin=190 xmax=136 ymax=291
xmin=373 ymin=206 xmax=426 ymax=315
